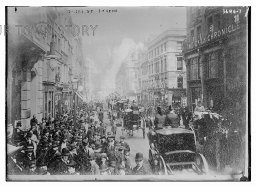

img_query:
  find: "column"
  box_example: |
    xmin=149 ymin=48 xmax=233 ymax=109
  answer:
xmin=21 ymin=71 xmax=31 ymax=130
xmin=37 ymin=59 xmax=44 ymax=121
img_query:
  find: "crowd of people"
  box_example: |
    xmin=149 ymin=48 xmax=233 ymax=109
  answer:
xmin=7 ymin=103 xmax=147 ymax=175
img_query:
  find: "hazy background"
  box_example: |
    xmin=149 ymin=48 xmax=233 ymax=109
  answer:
xmin=70 ymin=7 xmax=186 ymax=93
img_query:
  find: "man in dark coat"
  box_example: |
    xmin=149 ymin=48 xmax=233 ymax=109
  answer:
xmin=98 ymin=109 xmax=104 ymax=123
xmin=124 ymin=150 xmax=132 ymax=174
xmin=119 ymin=136 xmax=130 ymax=152
xmin=132 ymin=152 xmax=147 ymax=175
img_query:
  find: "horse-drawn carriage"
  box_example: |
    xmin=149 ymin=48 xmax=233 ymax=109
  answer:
xmin=148 ymin=127 xmax=209 ymax=175
xmin=122 ymin=109 xmax=146 ymax=138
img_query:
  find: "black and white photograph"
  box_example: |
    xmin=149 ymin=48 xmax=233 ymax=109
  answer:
xmin=5 ymin=5 xmax=250 ymax=181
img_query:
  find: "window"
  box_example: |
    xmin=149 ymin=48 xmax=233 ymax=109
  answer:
xmin=164 ymin=56 xmax=167 ymax=71
xmin=161 ymin=58 xmax=163 ymax=72
xmin=196 ymin=8 xmax=202 ymax=17
xmin=177 ymin=57 xmax=183 ymax=70
xmin=189 ymin=57 xmax=200 ymax=80
xmin=208 ymin=16 xmax=213 ymax=33
xmin=196 ymin=26 xmax=202 ymax=42
xmin=177 ymin=76 xmax=183 ymax=88
xmin=190 ymin=30 xmax=195 ymax=43
xmin=164 ymin=43 xmax=167 ymax=52
xmin=155 ymin=62 xmax=159 ymax=74
xmin=206 ymin=51 xmax=219 ymax=79
xmin=177 ymin=41 xmax=183 ymax=50
xmin=214 ymin=14 xmax=221 ymax=30
xmin=191 ymin=8 xmax=196 ymax=21
xmin=227 ymin=48 xmax=238 ymax=79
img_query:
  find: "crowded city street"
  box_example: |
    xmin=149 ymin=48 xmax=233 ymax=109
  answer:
xmin=6 ymin=6 xmax=249 ymax=181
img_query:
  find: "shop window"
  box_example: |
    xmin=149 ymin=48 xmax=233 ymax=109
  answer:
xmin=177 ymin=57 xmax=183 ymax=70
xmin=177 ymin=76 xmax=183 ymax=88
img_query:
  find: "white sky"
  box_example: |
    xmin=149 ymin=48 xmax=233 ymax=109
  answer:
xmin=70 ymin=7 xmax=186 ymax=93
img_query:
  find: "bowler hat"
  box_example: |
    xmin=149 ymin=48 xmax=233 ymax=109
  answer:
xmin=62 ymin=148 xmax=70 ymax=156
xmin=118 ymin=146 xmax=125 ymax=151
xmin=108 ymin=135 xmax=115 ymax=139
xmin=135 ymin=152 xmax=143 ymax=161
xmin=100 ymin=136 xmax=106 ymax=139
xmin=101 ymin=153 xmax=108 ymax=159
xmin=120 ymin=135 xmax=125 ymax=140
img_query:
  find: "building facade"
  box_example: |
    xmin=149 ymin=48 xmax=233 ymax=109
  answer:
xmin=183 ymin=7 xmax=248 ymax=112
xmin=7 ymin=7 xmax=86 ymax=129
xmin=183 ymin=6 xmax=248 ymax=172
xmin=140 ymin=29 xmax=186 ymax=107
xmin=115 ymin=50 xmax=139 ymax=101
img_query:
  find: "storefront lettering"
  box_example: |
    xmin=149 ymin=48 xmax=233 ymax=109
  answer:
xmin=188 ymin=24 xmax=240 ymax=49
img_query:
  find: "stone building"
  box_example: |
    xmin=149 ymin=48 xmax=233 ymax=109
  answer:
xmin=115 ymin=50 xmax=139 ymax=101
xmin=140 ymin=29 xmax=186 ymax=107
xmin=183 ymin=6 xmax=248 ymax=173
xmin=7 ymin=7 xmax=86 ymax=129
xmin=183 ymin=7 xmax=248 ymax=111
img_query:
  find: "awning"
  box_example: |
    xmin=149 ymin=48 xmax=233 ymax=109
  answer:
xmin=75 ymin=91 xmax=86 ymax=102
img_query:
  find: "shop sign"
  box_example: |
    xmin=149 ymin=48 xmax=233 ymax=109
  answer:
xmin=187 ymin=23 xmax=241 ymax=50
